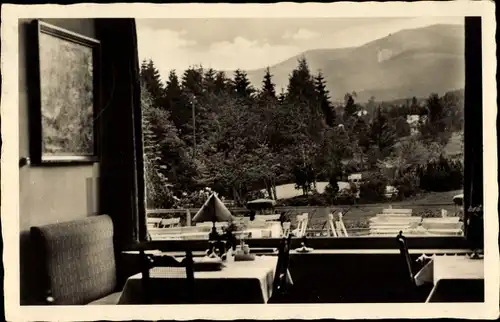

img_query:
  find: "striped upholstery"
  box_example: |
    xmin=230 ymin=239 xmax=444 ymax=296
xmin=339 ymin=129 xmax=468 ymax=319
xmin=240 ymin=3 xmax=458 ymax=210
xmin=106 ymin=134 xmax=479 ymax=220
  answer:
xmin=31 ymin=215 xmax=118 ymax=305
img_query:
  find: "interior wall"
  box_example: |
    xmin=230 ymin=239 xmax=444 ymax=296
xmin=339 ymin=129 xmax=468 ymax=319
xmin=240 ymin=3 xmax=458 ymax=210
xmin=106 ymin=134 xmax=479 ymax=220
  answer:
xmin=18 ymin=18 xmax=100 ymax=304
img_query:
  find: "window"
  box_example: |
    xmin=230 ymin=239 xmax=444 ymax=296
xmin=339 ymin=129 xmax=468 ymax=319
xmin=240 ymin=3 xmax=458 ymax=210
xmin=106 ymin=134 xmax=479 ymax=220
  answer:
xmin=136 ymin=17 xmax=470 ymax=242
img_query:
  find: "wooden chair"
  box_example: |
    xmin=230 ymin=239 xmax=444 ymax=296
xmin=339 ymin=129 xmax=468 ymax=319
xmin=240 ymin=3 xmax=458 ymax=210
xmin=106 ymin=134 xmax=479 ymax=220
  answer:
xmin=292 ymin=213 xmax=309 ymax=237
xmin=396 ymin=231 xmax=433 ymax=302
xmin=337 ymin=213 xmax=348 ymax=237
xmin=326 ymin=213 xmax=337 ymax=237
xmin=282 ymin=222 xmax=291 ymax=237
xmin=255 ymin=214 xmax=281 ymax=222
xmin=140 ymin=250 xmax=195 ymax=304
xmin=160 ymin=217 xmax=181 ymax=228
xmin=269 ymin=234 xmax=293 ymax=303
xmin=147 ymin=217 xmax=163 ymax=229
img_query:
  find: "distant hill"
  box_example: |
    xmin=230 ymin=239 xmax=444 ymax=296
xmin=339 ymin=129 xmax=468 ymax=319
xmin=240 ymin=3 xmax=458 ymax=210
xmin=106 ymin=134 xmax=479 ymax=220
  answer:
xmin=245 ymin=24 xmax=465 ymax=103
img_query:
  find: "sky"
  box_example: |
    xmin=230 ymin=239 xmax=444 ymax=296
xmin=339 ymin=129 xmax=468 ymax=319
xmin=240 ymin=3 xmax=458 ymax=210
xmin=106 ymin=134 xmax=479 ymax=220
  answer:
xmin=136 ymin=16 xmax=464 ymax=81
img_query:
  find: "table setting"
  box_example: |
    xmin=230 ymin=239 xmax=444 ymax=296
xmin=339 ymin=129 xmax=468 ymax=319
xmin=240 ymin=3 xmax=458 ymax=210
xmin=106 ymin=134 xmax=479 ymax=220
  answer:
xmin=118 ymin=245 xmax=292 ymax=304
xmin=117 ymin=193 xmax=294 ymax=304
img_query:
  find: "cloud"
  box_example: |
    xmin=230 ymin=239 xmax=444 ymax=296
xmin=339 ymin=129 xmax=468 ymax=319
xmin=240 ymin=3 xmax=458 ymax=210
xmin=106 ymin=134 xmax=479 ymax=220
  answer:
xmin=137 ymin=27 xmax=301 ymax=80
xmin=137 ymin=28 xmax=196 ymax=54
xmin=283 ymin=28 xmax=320 ymax=40
xmin=206 ymin=37 xmax=301 ymax=71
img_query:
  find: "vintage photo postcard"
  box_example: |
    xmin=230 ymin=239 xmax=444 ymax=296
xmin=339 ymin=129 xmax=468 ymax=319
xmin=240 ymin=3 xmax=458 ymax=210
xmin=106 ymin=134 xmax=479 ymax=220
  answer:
xmin=1 ymin=2 xmax=498 ymax=321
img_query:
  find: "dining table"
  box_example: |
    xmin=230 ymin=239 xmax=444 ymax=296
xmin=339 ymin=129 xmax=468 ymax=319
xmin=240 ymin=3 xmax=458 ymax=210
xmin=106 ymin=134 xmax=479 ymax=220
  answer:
xmin=414 ymin=254 xmax=484 ymax=302
xmin=118 ymin=255 xmax=293 ymax=304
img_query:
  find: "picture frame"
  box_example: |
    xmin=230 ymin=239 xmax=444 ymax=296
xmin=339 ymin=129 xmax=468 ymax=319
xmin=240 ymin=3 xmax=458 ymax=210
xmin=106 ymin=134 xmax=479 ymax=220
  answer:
xmin=28 ymin=20 xmax=101 ymax=164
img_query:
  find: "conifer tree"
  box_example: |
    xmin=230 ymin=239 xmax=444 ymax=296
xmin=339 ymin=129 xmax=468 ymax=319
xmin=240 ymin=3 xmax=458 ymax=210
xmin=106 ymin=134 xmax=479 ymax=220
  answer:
xmin=181 ymin=66 xmax=204 ymax=99
xmin=214 ymin=71 xmax=229 ymax=94
xmin=164 ymin=70 xmax=187 ymax=131
xmin=140 ymin=59 xmax=165 ymax=109
xmin=369 ymin=106 xmax=397 ymax=158
xmin=141 ymin=83 xmax=176 ymax=208
xmin=260 ymin=67 xmax=276 ymax=100
xmin=286 ymin=57 xmax=317 ymax=109
xmin=277 ymin=88 xmax=286 ymax=104
xmin=344 ymin=92 xmax=358 ymax=118
xmin=203 ymin=68 xmax=217 ymax=94
xmin=420 ymin=93 xmax=450 ymax=145
xmin=314 ymin=71 xmax=335 ymax=126
xmin=366 ymin=96 xmax=377 ymax=121
xmin=232 ymin=69 xmax=255 ymax=99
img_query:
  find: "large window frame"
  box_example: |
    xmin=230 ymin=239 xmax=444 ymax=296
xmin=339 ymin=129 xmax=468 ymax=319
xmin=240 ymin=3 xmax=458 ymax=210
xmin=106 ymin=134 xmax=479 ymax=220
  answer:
xmin=136 ymin=17 xmax=483 ymax=251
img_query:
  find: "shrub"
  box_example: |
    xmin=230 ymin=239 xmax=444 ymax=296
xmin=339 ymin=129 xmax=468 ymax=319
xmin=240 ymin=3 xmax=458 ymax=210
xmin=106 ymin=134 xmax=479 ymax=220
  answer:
xmin=323 ymin=183 xmax=339 ymax=204
xmin=393 ymin=172 xmax=420 ymax=199
xmin=418 ymin=155 xmax=463 ymax=192
xmin=333 ymin=189 xmax=357 ymax=205
xmin=358 ymin=173 xmax=388 ymax=203
xmin=344 ymin=218 xmax=370 ymax=236
xmin=246 ymin=189 xmax=266 ymax=201
xmin=308 ymin=192 xmax=329 ymax=206
xmin=345 ymin=219 xmax=370 ymax=229
xmin=279 ymin=192 xmax=328 ymax=206
xmin=349 ymin=182 xmax=359 ymax=195
xmin=414 ymin=208 xmax=443 ymax=218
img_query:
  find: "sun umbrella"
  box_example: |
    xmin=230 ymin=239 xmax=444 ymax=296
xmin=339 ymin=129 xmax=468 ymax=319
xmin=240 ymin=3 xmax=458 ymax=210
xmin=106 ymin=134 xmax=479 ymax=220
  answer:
xmin=192 ymin=193 xmax=234 ymax=227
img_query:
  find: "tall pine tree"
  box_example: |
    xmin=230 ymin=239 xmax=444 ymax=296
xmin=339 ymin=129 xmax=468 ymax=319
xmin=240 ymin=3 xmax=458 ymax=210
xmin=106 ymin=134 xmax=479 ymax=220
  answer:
xmin=164 ymin=70 xmax=187 ymax=132
xmin=260 ymin=67 xmax=276 ymax=100
xmin=140 ymin=59 xmax=165 ymax=109
xmin=314 ymin=71 xmax=335 ymax=126
xmin=181 ymin=66 xmax=204 ymax=99
xmin=286 ymin=57 xmax=317 ymax=109
xmin=232 ymin=69 xmax=255 ymax=99
xmin=343 ymin=92 xmax=358 ymax=119
xmin=203 ymin=68 xmax=217 ymax=94
xmin=214 ymin=71 xmax=229 ymax=94
xmin=369 ymin=106 xmax=397 ymax=158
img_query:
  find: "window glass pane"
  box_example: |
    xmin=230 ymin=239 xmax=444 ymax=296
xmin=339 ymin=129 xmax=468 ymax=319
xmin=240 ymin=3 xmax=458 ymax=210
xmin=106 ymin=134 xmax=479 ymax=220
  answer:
xmin=137 ymin=17 xmax=465 ymax=241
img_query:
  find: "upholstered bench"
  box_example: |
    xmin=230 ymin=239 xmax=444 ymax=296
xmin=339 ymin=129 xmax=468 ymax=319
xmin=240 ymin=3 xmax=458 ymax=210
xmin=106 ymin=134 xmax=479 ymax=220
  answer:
xmin=31 ymin=215 xmax=122 ymax=305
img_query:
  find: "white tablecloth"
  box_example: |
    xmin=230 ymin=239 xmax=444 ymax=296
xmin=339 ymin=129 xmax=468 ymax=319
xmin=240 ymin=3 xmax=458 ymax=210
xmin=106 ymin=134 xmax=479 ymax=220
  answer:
xmin=118 ymin=256 xmax=292 ymax=304
xmin=415 ymin=255 xmax=484 ymax=286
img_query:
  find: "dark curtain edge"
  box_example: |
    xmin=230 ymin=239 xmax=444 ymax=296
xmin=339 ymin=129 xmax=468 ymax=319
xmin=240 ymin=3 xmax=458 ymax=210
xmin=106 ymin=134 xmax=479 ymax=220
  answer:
xmin=130 ymin=18 xmax=148 ymax=243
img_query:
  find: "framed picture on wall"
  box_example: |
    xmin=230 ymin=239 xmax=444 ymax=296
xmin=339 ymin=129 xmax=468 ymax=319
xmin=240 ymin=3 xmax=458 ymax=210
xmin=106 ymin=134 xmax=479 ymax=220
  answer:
xmin=29 ymin=20 xmax=101 ymax=164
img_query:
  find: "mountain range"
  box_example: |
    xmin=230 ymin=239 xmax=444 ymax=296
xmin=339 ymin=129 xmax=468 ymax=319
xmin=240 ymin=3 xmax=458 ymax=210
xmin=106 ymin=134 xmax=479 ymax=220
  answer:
xmin=245 ymin=24 xmax=465 ymax=103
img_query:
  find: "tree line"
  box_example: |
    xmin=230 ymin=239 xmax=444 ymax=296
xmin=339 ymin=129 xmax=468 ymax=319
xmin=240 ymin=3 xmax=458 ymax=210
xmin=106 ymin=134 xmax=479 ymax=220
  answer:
xmin=140 ymin=57 xmax=464 ymax=208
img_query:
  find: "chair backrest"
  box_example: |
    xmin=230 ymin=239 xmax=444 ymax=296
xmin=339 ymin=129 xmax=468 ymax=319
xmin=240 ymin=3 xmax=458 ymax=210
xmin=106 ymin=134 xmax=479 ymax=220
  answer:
xmin=273 ymin=234 xmax=292 ymax=295
xmin=141 ymin=250 xmax=195 ymax=304
xmin=301 ymin=213 xmax=309 ymax=236
xmin=282 ymin=222 xmax=291 ymax=237
xmin=255 ymin=214 xmax=281 ymax=222
xmin=147 ymin=217 xmax=163 ymax=227
xmin=294 ymin=213 xmax=309 ymax=237
xmin=327 ymin=214 xmax=338 ymax=237
xmin=160 ymin=217 xmax=181 ymax=228
xmin=338 ymin=213 xmax=348 ymax=237
xmin=30 ymin=215 xmax=117 ymax=305
xmin=196 ymin=222 xmax=228 ymax=230
xmin=396 ymin=231 xmax=416 ymax=287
